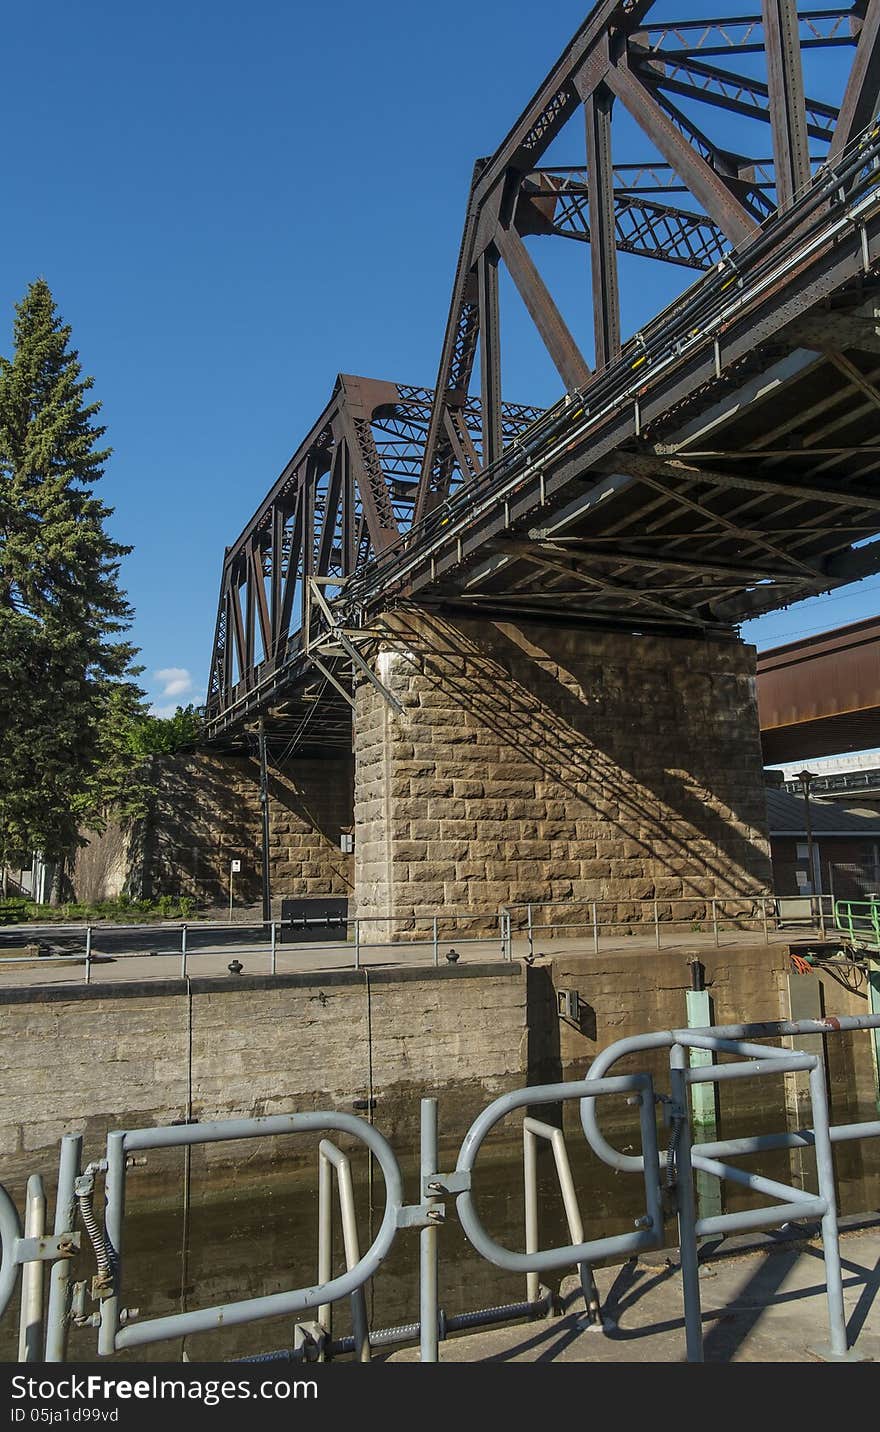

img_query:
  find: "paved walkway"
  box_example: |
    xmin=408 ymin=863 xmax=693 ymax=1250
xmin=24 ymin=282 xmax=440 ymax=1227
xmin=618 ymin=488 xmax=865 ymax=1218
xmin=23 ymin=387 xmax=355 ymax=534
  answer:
xmin=0 ymin=923 xmax=818 ymax=988
xmin=389 ymin=1230 xmax=880 ymax=1362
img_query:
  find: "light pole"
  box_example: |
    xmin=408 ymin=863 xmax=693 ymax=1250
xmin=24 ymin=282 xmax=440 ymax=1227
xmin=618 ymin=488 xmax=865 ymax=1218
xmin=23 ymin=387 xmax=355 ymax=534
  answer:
xmin=258 ymin=719 xmax=272 ymax=927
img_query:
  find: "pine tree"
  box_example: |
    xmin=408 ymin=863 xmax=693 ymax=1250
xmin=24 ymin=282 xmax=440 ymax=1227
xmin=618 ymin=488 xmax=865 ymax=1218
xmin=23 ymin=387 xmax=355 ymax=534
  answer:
xmin=0 ymin=279 xmax=139 ymax=878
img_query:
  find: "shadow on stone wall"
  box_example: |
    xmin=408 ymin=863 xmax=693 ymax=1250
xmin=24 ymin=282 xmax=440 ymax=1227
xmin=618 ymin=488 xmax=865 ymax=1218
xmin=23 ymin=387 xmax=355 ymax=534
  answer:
xmin=70 ymin=751 xmax=354 ymax=908
xmin=143 ymin=754 xmax=263 ymax=905
xmin=359 ymin=609 xmax=771 ymax=922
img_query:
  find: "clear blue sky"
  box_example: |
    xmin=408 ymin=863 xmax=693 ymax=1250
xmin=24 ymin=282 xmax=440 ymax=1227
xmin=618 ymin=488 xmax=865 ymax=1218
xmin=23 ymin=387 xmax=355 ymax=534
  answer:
xmin=1 ymin=1 xmax=875 ymax=713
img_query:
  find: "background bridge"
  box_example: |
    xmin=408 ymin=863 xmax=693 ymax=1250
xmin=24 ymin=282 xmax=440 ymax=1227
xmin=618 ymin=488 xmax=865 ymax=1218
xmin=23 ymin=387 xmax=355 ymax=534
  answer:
xmin=758 ymin=615 xmax=880 ymax=760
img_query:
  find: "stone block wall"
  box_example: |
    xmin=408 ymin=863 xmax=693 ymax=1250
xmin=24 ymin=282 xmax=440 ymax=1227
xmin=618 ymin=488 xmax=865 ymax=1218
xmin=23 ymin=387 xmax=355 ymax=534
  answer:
xmin=354 ymin=612 xmax=771 ymax=931
xmin=144 ymin=753 xmax=354 ymax=907
xmin=72 ymin=752 xmax=354 ymax=910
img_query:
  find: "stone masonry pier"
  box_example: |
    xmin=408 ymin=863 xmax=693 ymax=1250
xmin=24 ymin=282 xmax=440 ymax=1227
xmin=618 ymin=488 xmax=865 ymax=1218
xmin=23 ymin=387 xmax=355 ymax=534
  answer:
xmin=354 ymin=613 xmax=771 ymax=933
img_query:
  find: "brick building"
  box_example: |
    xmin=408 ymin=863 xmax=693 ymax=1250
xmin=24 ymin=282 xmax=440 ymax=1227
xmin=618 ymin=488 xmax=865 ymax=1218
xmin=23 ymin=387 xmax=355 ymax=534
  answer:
xmin=767 ymin=787 xmax=880 ymax=900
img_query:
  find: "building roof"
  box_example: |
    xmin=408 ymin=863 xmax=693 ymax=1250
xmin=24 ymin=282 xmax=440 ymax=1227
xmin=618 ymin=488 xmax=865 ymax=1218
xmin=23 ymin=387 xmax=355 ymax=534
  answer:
xmin=766 ymin=788 xmax=880 ymax=837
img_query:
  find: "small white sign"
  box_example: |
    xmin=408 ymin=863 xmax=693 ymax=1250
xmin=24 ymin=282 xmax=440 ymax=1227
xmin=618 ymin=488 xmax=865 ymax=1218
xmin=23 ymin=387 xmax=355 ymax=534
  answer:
xmin=230 ymin=859 xmax=242 ymax=873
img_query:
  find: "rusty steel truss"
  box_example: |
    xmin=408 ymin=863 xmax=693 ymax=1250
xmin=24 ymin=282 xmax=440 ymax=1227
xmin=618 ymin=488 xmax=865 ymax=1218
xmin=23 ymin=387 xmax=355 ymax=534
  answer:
xmin=207 ymin=1 xmax=880 ymax=745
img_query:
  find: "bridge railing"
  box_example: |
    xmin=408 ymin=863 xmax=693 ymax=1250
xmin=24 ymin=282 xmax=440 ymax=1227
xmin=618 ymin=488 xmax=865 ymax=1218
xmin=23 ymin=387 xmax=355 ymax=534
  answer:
xmin=0 ymin=911 xmax=508 ymax=983
xmin=2 ymin=1013 xmax=879 ymax=1364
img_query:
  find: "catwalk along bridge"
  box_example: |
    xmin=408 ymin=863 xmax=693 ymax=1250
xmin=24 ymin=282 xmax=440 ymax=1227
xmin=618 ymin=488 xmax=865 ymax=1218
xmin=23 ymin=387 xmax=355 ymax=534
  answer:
xmin=206 ymin=0 xmax=880 ymax=751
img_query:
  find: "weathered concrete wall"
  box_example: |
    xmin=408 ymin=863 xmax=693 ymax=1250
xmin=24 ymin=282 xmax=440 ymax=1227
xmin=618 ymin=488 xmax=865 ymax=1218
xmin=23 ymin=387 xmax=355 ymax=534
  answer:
xmin=4 ymin=943 xmax=875 ymax=1207
xmin=354 ymin=612 xmax=771 ymax=931
xmin=71 ymin=752 xmax=354 ymax=909
xmin=0 ymin=964 xmax=524 ymax=1196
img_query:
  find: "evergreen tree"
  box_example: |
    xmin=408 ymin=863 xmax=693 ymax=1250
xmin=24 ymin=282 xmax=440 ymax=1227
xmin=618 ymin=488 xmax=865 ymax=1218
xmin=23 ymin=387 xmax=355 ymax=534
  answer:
xmin=0 ymin=279 xmax=138 ymax=877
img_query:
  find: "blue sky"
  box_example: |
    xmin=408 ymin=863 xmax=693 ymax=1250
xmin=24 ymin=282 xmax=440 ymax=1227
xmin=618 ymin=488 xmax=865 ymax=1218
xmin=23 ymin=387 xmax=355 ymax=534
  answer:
xmin=0 ymin=1 xmax=875 ymax=713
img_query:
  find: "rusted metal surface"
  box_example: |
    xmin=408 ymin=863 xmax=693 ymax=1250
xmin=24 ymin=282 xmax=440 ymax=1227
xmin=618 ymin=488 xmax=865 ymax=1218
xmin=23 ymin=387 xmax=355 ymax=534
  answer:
xmin=758 ymin=617 xmax=880 ymax=761
xmin=205 ymin=3 xmax=880 ymax=745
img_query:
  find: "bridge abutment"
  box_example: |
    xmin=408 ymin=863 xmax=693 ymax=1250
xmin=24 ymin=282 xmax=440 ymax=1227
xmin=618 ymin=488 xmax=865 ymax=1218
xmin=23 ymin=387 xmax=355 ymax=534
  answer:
xmin=353 ymin=612 xmax=771 ymax=934
xmin=73 ymin=753 xmax=355 ymax=910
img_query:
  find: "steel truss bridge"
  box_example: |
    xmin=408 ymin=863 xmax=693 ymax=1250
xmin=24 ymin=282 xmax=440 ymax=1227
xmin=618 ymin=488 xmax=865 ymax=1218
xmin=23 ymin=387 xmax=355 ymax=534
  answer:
xmin=206 ymin=0 xmax=880 ymax=750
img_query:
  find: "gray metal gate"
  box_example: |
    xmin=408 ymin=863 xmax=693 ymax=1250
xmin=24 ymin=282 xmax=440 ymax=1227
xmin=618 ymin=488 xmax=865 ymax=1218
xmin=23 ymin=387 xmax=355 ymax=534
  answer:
xmin=2 ymin=1013 xmax=879 ymax=1363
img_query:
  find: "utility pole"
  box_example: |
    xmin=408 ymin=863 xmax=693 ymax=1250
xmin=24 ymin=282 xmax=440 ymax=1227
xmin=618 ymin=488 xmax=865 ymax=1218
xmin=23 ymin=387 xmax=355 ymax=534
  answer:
xmin=258 ymin=720 xmax=272 ymax=926
xmin=798 ymin=769 xmax=820 ymax=896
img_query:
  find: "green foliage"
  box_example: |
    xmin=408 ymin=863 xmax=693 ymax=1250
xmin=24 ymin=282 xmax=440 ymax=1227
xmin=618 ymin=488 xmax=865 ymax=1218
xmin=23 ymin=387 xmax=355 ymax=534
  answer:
xmin=73 ymin=680 xmax=155 ymax=830
xmin=0 ymin=893 xmax=200 ymax=924
xmin=131 ymin=703 xmax=205 ymax=755
xmin=0 ymin=280 xmax=139 ymax=867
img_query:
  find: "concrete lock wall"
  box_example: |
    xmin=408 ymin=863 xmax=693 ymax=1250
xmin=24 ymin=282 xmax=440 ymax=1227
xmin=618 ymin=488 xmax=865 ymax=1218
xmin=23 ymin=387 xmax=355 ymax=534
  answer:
xmin=2 ymin=946 xmax=877 ymax=1208
xmin=0 ymin=965 xmax=526 ymax=1198
xmin=354 ymin=613 xmax=772 ymax=933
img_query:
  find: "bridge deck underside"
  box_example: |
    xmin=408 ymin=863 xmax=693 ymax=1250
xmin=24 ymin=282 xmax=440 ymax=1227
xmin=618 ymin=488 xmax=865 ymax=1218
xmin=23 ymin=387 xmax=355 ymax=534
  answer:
xmin=422 ymin=335 xmax=880 ymax=634
xmin=209 ymin=278 xmax=880 ymax=750
xmin=761 ymin=705 xmax=880 ymax=762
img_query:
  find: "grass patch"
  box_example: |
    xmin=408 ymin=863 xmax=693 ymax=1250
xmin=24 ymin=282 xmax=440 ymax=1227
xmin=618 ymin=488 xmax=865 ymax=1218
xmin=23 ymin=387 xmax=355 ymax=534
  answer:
xmin=0 ymin=893 xmax=198 ymax=924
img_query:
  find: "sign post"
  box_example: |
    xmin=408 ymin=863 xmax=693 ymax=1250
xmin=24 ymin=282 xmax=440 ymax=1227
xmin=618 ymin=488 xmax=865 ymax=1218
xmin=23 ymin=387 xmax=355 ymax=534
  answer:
xmin=229 ymin=858 xmax=241 ymax=921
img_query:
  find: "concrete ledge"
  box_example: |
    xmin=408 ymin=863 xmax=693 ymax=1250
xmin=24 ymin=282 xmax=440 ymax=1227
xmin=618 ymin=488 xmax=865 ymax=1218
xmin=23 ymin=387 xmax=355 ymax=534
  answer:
xmin=0 ymin=960 xmax=519 ymax=1006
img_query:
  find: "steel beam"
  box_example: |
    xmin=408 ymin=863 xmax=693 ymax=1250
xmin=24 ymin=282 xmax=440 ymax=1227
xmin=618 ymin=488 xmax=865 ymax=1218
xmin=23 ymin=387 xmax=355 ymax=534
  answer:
xmin=585 ymin=86 xmax=621 ymax=368
xmin=621 ymin=451 xmax=880 ymax=514
xmin=762 ymin=0 xmax=812 ymax=208
xmin=633 ymin=48 xmax=836 ymax=142
xmin=494 ymin=223 xmax=591 ymax=391
xmin=830 ymin=1 xmax=880 ymax=159
xmin=478 ymin=247 xmax=503 ymax=468
xmin=605 ymin=54 xmax=758 ymax=245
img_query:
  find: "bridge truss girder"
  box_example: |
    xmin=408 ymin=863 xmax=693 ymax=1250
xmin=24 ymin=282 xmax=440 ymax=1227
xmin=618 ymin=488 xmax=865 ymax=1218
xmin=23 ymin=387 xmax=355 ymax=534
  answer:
xmin=205 ymin=375 xmax=542 ymax=740
xmin=205 ymin=1 xmax=880 ymax=747
xmin=414 ymin=0 xmax=880 ymax=521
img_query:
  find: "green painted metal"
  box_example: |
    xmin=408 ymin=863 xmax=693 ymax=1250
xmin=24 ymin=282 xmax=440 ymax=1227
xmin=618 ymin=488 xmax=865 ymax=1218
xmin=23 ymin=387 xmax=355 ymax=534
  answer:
xmin=833 ymin=899 xmax=880 ymax=953
xmin=868 ymin=963 xmax=880 ymax=1114
xmin=685 ymin=988 xmax=722 ymax=1225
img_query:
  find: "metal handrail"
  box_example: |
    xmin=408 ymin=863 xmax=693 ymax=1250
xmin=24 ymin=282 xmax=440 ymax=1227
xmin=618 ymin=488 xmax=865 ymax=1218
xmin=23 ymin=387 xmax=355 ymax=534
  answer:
xmin=0 ymin=1183 xmax=22 ymax=1322
xmin=318 ymin=1140 xmax=371 ymax=1362
xmin=454 ymin=1073 xmax=663 ymax=1274
xmin=834 ymin=898 xmax=880 ymax=951
xmin=0 ymin=890 xmax=842 ymax=981
xmin=100 ymin=1113 xmax=405 ymax=1354
xmin=579 ymin=1015 xmax=880 ymax=1361
xmin=4 ymin=1014 xmax=880 ymax=1363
